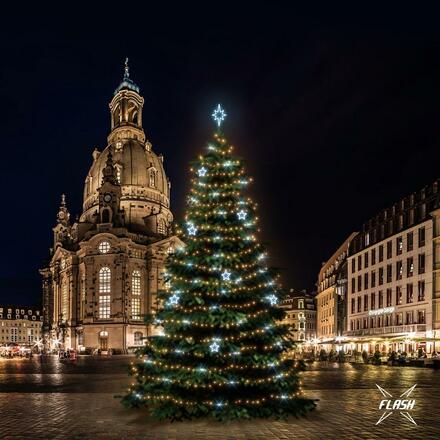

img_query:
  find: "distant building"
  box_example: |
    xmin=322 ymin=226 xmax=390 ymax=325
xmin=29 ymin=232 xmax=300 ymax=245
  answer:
xmin=0 ymin=306 xmax=43 ymax=346
xmin=316 ymin=233 xmax=357 ymax=347
xmin=347 ymin=179 xmax=440 ymax=354
xmin=279 ymin=290 xmax=316 ymax=343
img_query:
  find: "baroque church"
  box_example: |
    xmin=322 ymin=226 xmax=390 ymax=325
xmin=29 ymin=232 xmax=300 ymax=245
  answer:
xmin=40 ymin=62 xmax=181 ymax=353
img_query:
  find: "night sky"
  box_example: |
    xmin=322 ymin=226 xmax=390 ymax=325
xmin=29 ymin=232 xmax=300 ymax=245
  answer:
xmin=1 ymin=4 xmax=440 ymax=306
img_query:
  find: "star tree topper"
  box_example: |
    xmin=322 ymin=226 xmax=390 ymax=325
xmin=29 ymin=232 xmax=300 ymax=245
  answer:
xmin=212 ymin=104 xmax=227 ymax=127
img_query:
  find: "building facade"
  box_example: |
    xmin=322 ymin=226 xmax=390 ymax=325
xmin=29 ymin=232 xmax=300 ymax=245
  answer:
xmin=0 ymin=306 xmax=43 ymax=346
xmin=280 ymin=290 xmax=317 ymax=343
xmin=316 ymin=233 xmax=357 ymax=347
xmin=346 ymin=179 xmax=440 ymax=354
xmin=40 ymin=63 xmax=181 ymax=353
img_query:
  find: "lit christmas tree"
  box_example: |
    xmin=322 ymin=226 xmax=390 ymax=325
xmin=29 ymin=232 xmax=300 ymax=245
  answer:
xmin=122 ymin=105 xmax=315 ymax=420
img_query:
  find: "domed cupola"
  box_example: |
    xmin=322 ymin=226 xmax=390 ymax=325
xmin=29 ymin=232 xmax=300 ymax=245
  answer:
xmin=114 ymin=57 xmax=140 ymax=95
xmin=80 ymin=60 xmax=173 ymax=237
xmin=108 ymin=58 xmax=145 ymax=145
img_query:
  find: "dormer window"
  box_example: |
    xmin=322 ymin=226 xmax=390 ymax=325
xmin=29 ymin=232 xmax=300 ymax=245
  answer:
xmin=149 ymin=168 xmax=157 ymax=188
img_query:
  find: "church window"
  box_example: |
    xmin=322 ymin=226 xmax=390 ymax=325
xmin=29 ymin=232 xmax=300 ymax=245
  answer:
xmin=132 ymin=298 xmax=141 ymax=320
xmin=167 ymin=245 xmax=174 ymax=255
xmin=149 ymin=169 xmax=157 ymax=188
xmin=157 ymin=219 xmax=166 ymax=235
xmin=99 ymin=267 xmax=111 ymax=294
xmin=127 ymin=100 xmax=138 ymax=124
xmin=134 ymin=331 xmax=143 ymax=345
xmin=132 ymin=270 xmax=141 ymax=295
xmin=62 ymin=283 xmax=68 ymax=321
xmin=99 ymin=296 xmax=111 ymax=319
xmin=113 ymin=104 xmax=121 ymax=127
xmin=98 ymin=241 xmax=111 ymax=254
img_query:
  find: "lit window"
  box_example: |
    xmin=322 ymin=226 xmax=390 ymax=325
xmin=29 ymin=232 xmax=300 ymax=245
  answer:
xmin=99 ymin=267 xmax=111 ymax=294
xmin=157 ymin=219 xmax=166 ymax=235
xmin=132 ymin=298 xmax=141 ymax=320
xmin=167 ymin=245 xmax=174 ymax=255
xmin=134 ymin=331 xmax=143 ymax=345
xmin=99 ymin=295 xmax=111 ymax=319
xmin=149 ymin=169 xmax=157 ymax=188
xmin=132 ymin=270 xmax=141 ymax=295
xmin=62 ymin=283 xmax=68 ymax=321
xmin=98 ymin=241 xmax=111 ymax=254
xmin=115 ymin=165 xmax=122 ymax=183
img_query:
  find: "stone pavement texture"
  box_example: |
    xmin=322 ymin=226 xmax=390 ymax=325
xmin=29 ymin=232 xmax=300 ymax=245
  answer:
xmin=0 ymin=358 xmax=437 ymax=439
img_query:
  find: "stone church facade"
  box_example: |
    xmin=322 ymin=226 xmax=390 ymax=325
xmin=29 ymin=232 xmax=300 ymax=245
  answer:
xmin=40 ymin=63 xmax=181 ymax=353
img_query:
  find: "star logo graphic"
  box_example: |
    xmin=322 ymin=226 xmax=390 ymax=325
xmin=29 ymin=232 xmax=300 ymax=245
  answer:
xmin=375 ymin=384 xmax=417 ymax=426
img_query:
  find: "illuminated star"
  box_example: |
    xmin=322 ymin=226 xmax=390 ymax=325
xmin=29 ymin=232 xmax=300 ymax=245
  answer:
xmin=221 ymin=270 xmax=231 ymax=281
xmin=187 ymin=224 xmax=198 ymax=236
xmin=237 ymin=210 xmax=247 ymax=220
xmin=212 ymin=104 xmax=227 ymax=127
xmin=265 ymin=294 xmax=278 ymax=306
xmin=168 ymin=294 xmax=180 ymax=305
xmin=198 ymin=167 xmax=207 ymax=177
xmin=210 ymin=341 xmax=220 ymax=353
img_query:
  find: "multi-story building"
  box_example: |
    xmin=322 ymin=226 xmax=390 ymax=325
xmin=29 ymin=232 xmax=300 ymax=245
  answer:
xmin=40 ymin=62 xmax=182 ymax=353
xmin=347 ymin=179 xmax=440 ymax=354
xmin=0 ymin=306 xmax=43 ymax=346
xmin=280 ymin=290 xmax=317 ymax=343
xmin=316 ymin=233 xmax=357 ymax=347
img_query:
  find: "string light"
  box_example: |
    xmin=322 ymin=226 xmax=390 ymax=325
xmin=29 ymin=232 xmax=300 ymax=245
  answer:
xmin=122 ymin=127 xmax=310 ymax=419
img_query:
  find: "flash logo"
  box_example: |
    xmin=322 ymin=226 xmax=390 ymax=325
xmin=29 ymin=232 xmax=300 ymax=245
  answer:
xmin=375 ymin=384 xmax=417 ymax=426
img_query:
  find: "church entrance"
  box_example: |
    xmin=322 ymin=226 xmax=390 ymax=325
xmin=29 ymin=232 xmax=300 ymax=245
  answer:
xmin=99 ymin=331 xmax=108 ymax=350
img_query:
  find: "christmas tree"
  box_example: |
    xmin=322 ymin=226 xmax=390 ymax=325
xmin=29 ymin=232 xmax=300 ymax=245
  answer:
xmin=122 ymin=105 xmax=315 ymax=420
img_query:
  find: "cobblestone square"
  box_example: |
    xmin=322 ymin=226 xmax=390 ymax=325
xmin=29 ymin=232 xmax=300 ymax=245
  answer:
xmin=0 ymin=357 xmax=438 ymax=439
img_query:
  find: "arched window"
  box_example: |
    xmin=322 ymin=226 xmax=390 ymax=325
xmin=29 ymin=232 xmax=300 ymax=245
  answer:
xmin=134 ymin=331 xmax=143 ymax=345
xmin=132 ymin=270 xmax=141 ymax=295
xmin=99 ymin=267 xmax=111 ymax=294
xmin=62 ymin=282 xmax=68 ymax=322
xmin=157 ymin=218 xmax=166 ymax=235
xmin=101 ymin=208 xmax=111 ymax=223
xmin=113 ymin=104 xmax=121 ymax=127
xmin=149 ymin=169 xmax=157 ymax=188
xmin=127 ymin=100 xmax=138 ymax=124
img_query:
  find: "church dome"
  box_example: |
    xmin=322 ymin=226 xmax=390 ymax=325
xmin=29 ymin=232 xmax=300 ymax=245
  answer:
xmin=80 ymin=63 xmax=172 ymax=236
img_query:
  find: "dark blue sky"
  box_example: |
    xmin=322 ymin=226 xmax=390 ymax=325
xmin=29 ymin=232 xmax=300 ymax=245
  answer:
xmin=1 ymin=3 xmax=440 ymax=305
